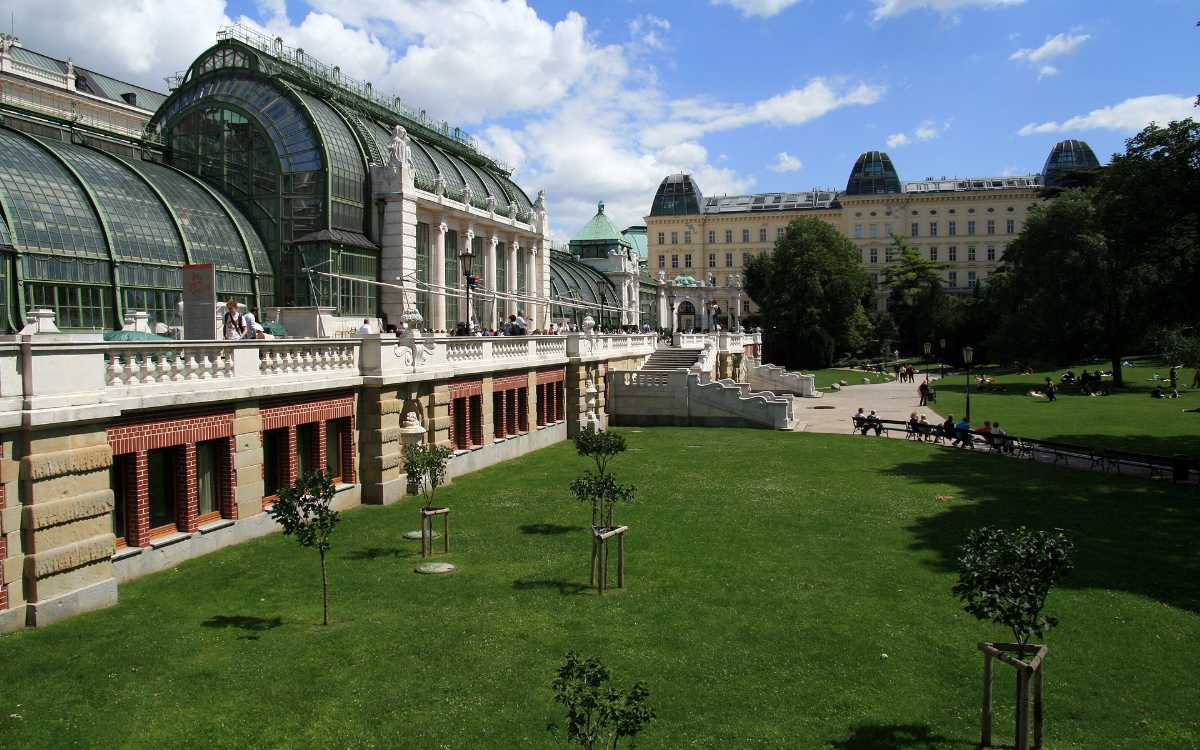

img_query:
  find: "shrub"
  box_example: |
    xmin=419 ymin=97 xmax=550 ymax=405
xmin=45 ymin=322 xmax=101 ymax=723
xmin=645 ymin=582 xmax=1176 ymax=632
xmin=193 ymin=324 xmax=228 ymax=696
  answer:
xmin=549 ymin=652 xmax=655 ymax=749
xmin=404 ymin=442 xmax=453 ymax=510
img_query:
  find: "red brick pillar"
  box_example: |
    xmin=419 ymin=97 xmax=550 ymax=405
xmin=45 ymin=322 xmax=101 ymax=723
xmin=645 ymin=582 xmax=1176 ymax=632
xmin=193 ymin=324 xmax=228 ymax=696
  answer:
xmin=127 ymin=451 xmax=150 ymax=547
xmin=285 ymin=425 xmax=298 ymax=487
xmin=342 ymin=417 xmax=357 ymax=484
xmin=178 ymin=443 xmax=198 ymax=533
xmin=316 ymin=420 xmax=328 ymax=478
xmin=507 ymin=389 xmax=517 ymax=435
xmin=221 ymin=436 xmax=237 ymax=520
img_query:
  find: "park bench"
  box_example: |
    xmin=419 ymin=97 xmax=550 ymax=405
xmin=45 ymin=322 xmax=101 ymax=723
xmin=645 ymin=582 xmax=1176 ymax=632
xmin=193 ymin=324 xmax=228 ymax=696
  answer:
xmin=1017 ymin=439 xmax=1102 ymax=470
xmin=1100 ymin=449 xmax=1185 ymax=481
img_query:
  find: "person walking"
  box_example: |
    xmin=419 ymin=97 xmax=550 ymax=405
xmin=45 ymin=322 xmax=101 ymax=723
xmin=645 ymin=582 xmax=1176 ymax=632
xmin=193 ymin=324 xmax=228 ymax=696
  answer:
xmin=1044 ymin=377 xmax=1057 ymax=402
xmin=221 ymin=298 xmax=244 ymax=340
xmin=918 ymin=379 xmax=930 ymax=406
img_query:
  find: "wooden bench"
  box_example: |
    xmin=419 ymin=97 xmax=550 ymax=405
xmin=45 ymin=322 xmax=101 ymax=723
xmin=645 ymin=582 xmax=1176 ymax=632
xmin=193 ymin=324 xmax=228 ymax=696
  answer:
xmin=1101 ymin=449 xmax=1179 ymax=480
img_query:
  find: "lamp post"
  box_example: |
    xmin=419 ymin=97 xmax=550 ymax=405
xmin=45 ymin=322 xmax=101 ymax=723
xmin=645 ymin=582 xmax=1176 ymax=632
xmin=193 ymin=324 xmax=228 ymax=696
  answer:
xmin=962 ymin=345 xmax=974 ymax=422
xmin=939 ymin=338 xmax=946 ymax=379
xmin=667 ymin=286 xmax=676 ymax=334
xmin=459 ymin=244 xmax=475 ymax=333
xmin=600 ymin=292 xmax=607 ymax=332
xmin=923 ymin=341 xmax=932 ymax=376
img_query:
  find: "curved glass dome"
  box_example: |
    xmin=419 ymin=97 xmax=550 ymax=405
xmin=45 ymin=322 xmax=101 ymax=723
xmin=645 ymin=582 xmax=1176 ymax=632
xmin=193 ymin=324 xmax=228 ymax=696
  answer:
xmin=845 ymin=151 xmax=902 ymax=195
xmin=649 ymin=174 xmax=704 ymax=216
xmin=1042 ymin=139 xmax=1100 ymax=188
xmin=548 ymin=250 xmax=619 ymax=326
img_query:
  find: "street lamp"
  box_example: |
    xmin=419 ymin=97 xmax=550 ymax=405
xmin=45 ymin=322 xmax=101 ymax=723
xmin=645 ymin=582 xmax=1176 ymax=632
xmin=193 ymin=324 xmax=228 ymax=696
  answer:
xmin=923 ymin=341 xmax=932 ymax=376
xmin=459 ymin=244 xmax=476 ymax=333
xmin=962 ymin=345 xmax=974 ymax=422
xmin=600 ymin=292 xmax=607 ymax=331
xmin=939 ymin=338 xmax=946 ymax=379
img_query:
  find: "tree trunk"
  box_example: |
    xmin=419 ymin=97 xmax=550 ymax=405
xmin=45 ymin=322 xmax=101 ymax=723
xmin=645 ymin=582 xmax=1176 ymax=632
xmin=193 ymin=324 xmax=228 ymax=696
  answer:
xmin=1111 ymin=352 xmax=1123 ymax=388
xmin=320 ymin=549 xmax=330 ymax=626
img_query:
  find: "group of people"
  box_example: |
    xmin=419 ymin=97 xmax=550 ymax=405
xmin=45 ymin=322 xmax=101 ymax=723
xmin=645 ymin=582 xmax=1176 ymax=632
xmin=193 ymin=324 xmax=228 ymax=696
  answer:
xmin=1061 ymin=368 xmax=1110 ymax=396
xmin=902 ymin=412 xmax=1014 ymax=452
xmin=221 ymin=299 xmax=264 ymax=340
xmin=895 ymin=363 xmax=919 ymax=383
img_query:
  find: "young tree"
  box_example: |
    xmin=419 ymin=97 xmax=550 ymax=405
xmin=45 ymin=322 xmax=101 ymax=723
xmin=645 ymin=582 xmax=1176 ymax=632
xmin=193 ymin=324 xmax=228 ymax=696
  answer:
xmin=574 ymin=427 xmax=626 ymax=478
xmin=549 ymin=652 xmax=655 ymax=749
xmin=570 ymin=472 xmax=636 ymax=529
xmin=267 ymin=470 xmax=341 ymax=626
xmin=744 ymin=217 xmax=871 ymax=369
xmin=953 ymin=526 xmax=1074 ymax=652
xmin=404 ymin=442 xmax=452 ymax=510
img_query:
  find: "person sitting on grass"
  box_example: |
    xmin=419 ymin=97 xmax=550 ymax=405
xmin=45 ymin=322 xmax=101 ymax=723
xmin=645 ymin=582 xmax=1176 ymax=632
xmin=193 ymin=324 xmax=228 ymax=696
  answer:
xmin=1152 ymin=385 xmax=1165 ymax=399
xmin=864 ymin=410 xmax=883 ymax=436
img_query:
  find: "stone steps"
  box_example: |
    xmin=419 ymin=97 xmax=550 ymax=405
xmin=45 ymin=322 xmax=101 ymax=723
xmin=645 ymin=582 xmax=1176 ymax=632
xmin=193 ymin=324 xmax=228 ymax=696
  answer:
xmin=641 ymin=348 xmax=702 ymax=371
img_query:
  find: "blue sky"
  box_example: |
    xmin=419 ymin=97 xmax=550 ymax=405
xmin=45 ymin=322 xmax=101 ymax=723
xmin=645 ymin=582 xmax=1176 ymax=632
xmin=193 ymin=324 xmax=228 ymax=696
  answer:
xmin=8 ymin=0 xmax=1195 ymax=237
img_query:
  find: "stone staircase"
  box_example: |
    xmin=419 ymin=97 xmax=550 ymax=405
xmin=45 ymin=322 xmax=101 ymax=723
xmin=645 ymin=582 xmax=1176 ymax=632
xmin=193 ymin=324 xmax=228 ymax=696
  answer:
xmin=641 ymin=347 xmax=703 ymax=371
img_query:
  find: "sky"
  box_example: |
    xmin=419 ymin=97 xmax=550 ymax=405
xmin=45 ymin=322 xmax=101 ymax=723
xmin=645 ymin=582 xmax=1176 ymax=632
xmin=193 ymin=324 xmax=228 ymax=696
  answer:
xmin=3 ymin=0 xmax=1195 ymax=240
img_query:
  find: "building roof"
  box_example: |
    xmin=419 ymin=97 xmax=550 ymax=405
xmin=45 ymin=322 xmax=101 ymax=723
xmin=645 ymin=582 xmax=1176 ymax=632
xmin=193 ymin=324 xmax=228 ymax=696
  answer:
xmin=549 ymin=249 xmax=618 ymax=307
xmin=571 ymin=202 xmax=630 ymax=246
xmin=900 ymin=175 xmax=1043 ymax=194
xmin=649 ymin=173 xmax=704 ymax=216
xmin=704 ymin=191 xmax=839 ymax=213
xmin=1042 ymin=139 xmax=1101 ymax=188
xmin=0 ymin=124 xmax=271 ymax=295
xmin=845 ymin=151 xmax=902 ymax=196
xmin=622 ymin=225 xmax=648 ymax=259
xmin=5 ymin=44 xmax=167 ymax=111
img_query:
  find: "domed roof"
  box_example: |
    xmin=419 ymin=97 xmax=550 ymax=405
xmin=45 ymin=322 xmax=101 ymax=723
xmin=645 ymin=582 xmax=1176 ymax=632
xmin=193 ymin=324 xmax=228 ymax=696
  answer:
xmin=845 ymin=151 xmax=902 ymax=195
xmin=1042 ymin=139 xmax=1100 ymax=188
xmin=649 ymin=173 xmax=704 ymax=216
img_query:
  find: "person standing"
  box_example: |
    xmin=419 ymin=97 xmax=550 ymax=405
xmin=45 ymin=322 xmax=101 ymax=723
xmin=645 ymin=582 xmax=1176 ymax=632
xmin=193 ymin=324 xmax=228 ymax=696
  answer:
xmin=515 ymin=310 xmax=527 ymax=336
xmin=358 ymin=319 xmax=372 ymax=335
xmin=222 ymin=299 xmax=244 ymax=340
xmin=918 ymin=379 xmax=930 ymax=406
xmin=1044 ymin=377 xmax=1057 ymax=402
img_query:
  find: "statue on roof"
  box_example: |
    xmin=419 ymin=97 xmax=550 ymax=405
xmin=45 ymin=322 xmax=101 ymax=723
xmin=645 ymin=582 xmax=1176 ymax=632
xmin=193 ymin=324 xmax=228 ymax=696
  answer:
xmin=434 ymin=173 xmax=446 ymax=196
xmin=657 ymin=269 xmax=665 ymax=282
xmin=706 ymin=272 xmax=716 ymax=287
xmin=486 ymin=194 xmax=497 ymax=212
xmin=389 ymin=125 xmax=411 ymax=169
xmin=535 ymin=189 xmax=546 ymax=212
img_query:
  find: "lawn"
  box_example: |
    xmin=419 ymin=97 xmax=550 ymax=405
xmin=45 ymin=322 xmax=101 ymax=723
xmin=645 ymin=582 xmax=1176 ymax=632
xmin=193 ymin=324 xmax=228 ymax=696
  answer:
xmin=931 ymin=359 xmax=1200 ymax=456
xmin=812 ymin=367 xmax=893 ymax=390
xmin=1 ymin=429 xmax=1197 ymax=749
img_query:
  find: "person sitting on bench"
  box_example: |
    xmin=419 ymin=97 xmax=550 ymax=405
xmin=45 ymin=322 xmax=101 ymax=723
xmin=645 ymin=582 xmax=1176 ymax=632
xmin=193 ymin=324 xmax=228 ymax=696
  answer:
xmin=953 ymin=417 xmax=974 ymax=449
xmin=864 ymin=410 xmax=883 ymax=436
xmin=853 ymin=407 xmax=867 ymax=431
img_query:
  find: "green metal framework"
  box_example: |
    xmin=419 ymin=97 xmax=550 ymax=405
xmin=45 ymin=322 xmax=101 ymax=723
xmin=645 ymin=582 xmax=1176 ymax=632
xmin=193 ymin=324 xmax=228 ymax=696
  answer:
xmin=549 ymin=250 xmax=619 ymax=328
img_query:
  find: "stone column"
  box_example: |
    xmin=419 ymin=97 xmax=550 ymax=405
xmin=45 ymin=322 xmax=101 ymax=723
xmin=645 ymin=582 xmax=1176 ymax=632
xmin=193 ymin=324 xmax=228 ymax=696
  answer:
xmin=0 ymin=434 xmax=23 ymax=632
xmin=486 ymin=235 xmax=499 ymax=329
xmin=429 ymin=382 xmax=453 ymax=450
xmin=528 ymin=243 xmax=541 ymax=330
xmin=233 ymin=403 xmax=264 ymax=520
xmin=359 ymin=387 xmax=405 ymax=505
xmin=20 ymin=425 xmax=117 ymax=628
xmin=433 ymin=223 xmax=447 ymax=332
xmin=371 ymin=130 xmax=419 ymax=328
xmin=508 ymin=238 xmax=519 ymax=323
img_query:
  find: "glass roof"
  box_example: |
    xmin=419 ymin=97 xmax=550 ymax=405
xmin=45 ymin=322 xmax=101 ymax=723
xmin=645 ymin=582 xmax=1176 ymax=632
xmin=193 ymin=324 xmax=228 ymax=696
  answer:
xmin=291 ymin=88 xmax=366 ymax=208
xmin=1043 ymin=139 xmax=1100 ymax=188
xmin=122 ymin=157 xmax=256 ymax=271
xmin=195 ymin=175 xmax=274 ymax=274
xmin=155 ymin=74 xmax=322 ymax=173
xmin=845 ymin=151 xmax=902 ymax=195
xmin=417 ymin=140 xmax=467 ymax=197
xmin=549 ymin=250 xmax=617 ymax=306
xmin=38 ymin=137 xmax=187 ymax=266
xmin=0 ymin=212 xmax=11 ymax=247
xmin=0 ymin=128 xmax=108 ymax=259
xmin=650 ymin=174 xmax=704 ymax=216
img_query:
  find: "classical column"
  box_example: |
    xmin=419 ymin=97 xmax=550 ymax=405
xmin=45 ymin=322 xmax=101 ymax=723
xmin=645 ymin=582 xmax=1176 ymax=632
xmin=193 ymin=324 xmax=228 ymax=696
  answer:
xmin=433 ymin=222 xmax=447 ymax=332
xmin=487 ymin=235 xmax=499 ymax=329
xmin=508 ymin=238 xmax=519 ymax=323
xmin=463 ymin=227 xmax=476 ymax=329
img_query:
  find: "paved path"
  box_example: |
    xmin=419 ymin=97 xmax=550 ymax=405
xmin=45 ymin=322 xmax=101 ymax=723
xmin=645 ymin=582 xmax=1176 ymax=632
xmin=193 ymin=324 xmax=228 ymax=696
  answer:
xmin=794 ymin=376 xmax=942 ymax=435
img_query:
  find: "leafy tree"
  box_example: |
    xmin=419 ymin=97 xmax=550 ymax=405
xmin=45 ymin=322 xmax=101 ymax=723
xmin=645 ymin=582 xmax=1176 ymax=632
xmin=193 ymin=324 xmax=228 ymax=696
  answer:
xmin=953 ymin=526 xmax=1074 ymax=652
xmin=1148 ymin=325 xmax=1200 ymax=367
xmin=570 ymin=471 xmax=635 ymax=529
xmin=744 ymin=217 xmax=871 ymax=369
xmin=574 ymin=427 xmax=626 ymax=477
xmin=404 ymin=442 xmax=452 ymax=510
xmin=881 ymin=236 xmax=950 ymax=354
xmin=267 ymin=470 xmax=341 ymax=626
xmin=549 ymin=652 xmax=655 ymax=749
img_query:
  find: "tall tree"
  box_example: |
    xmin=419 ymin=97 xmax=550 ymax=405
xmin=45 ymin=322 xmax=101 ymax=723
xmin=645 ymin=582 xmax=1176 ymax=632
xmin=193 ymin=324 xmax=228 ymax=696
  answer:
xmin=881 ymin=235 xmax=950 ymax=353
xmin=744 ymin=217 xmax=871 ymax=369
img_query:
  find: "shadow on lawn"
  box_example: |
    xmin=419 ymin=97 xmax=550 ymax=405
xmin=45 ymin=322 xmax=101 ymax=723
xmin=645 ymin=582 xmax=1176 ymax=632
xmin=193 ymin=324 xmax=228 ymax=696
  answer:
xmin=829 ymin=722 xmax=960 ymax=749
xmin=512 ymin=578 xmax=590 ymax=595
xmin=519 ymin=523 xmax=583 ymax=535
xmin=893 ymin=448 xmax=1200 ymax=614
xmin=343 ymin=546 xmax=413 ymax=561
xmin=201 ymin=615 xmax=283 ymax=640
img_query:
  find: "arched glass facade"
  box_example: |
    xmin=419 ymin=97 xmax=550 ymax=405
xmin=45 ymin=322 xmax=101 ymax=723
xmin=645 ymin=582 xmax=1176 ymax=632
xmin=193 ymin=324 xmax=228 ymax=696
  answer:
xmin=845 ymin=151 xmax=902 ymax=195
xmin=549 ymin=250 xmax=619 ymax=328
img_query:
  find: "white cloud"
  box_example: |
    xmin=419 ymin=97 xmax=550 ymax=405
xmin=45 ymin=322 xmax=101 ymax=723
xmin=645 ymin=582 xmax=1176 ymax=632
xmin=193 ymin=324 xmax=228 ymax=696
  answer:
xmin=1018 ymin=95 xmax=1195 ymax=136
xmin=1010 ymin=31 xmax=1091 ymax=64
xmin=886 ymin=119 xmax=948 ymax=148
xmin=1010 ymin=31 xmax=1090 ymax=78
xmin=769 ymin=152 xmax=804 ymax=172
xmin=711 ymin=0 xmax=804 ymax=18
xmin=870 ymin=0 xmax=1025 ymax=21
xmin=629 ymin=15 xmax=670 ymax=50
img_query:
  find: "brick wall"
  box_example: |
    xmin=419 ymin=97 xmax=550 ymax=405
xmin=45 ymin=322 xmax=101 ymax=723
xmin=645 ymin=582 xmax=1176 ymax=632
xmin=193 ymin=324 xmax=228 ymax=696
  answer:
xmin=448 ymin=380 xmax=483 ymax=450
xmin=536 ymin=368 xmax=566 ymax=427
xmin=259 ymin=396 xmax=356 ymax=495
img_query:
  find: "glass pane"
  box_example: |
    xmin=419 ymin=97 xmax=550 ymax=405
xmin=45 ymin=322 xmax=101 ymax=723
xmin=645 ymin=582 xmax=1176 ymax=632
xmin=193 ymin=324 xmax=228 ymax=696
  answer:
xmin=110 ymin=455 xmax=130 ymax=540
xmin=325 ymin=420 xmax=343 ymax=480
xmin=297 ymin=423 xmax=316 ymax=478
xmin=263 ymin=429 xmax=284 ymax=497
xmin=196 ymin=441 xmax=219 ymax=517
xmin=147 ymin=448 xmax=176 ymax=530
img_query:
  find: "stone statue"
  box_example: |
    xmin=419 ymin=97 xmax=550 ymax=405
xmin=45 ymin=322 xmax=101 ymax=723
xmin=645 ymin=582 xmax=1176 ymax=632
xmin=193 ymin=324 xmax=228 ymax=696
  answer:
xmin=486 ymin=194 xmax=497 ymax=212
xmin=535 ymin=189 xmax=546 ymax=211
xmin=403 ymin=410 xmax=422 ymax=429
xmin=434 ymin=173 xmax=446 ymax=196
xmin=582 ymin=315 xmax=596 ymax=335
xmin=462 ymin=184 xmax=474 ymax=205
xmin=389 ymin=125 xmax=411 ymax=168
xmin=706 ymin=271 xmax=716 ymax=287
xmin=657 ymin=269 xmax=666 ymax=282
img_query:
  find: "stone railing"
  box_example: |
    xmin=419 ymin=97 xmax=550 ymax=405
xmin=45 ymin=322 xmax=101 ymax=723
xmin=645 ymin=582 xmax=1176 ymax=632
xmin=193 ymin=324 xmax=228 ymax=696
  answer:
xmin=566 ymin=332 xmax=657 ymax=360
xmin=105 ymin=343 xmax=236 ymax=386
xmin=673 ymin=331 xmax=762 ymax=351
xmin=258 ymin=340 xmax=360 ymax=376
xmin=746 ymin=363 xmax=818 ymax=398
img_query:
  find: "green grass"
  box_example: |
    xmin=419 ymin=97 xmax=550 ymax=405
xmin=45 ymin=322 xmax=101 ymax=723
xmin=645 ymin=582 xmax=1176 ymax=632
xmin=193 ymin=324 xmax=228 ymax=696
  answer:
xmin=1 ymin=429 xmax=1197 ymax=749
xmin=931 ymin=360 xmax=1200 ymax=455
xmin=811 ymin=367 xmax=893 ymax=390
